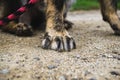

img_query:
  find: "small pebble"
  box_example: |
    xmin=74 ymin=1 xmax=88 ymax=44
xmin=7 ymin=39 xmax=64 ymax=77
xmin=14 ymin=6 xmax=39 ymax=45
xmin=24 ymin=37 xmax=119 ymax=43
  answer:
xmin=47 ymin=65 xmax=57 ymax=70
xmin=113 ymin=55 xmax=120 ymax=60
xmin=96 ymin=26 xmax=100 ymax=28
xmin=0 ymin=59 xmax=4 ymax=61
xmin=0 ymin=69 xmax=9 ymax=74
xmin=59 ymin=75 xmax=67 ymax=80
xmin=76 ymin=54 xmax=81 ymax=59
xmin=110 ymin=71 xmax=120 ymax=76
xmin=34 ymin=57 xmax=40 ymax=61
xmin=101 ymin=55 xmax=106 ymax=58
xmin=89 ymin=78 xmax=97 ymax=80
xmin=112 ymin=51 xmax=119 ymax=54
xmin=54 ymin=59 xmax=61 ymax=64
xmin=84 ymin=70 xmax=92 ymax=76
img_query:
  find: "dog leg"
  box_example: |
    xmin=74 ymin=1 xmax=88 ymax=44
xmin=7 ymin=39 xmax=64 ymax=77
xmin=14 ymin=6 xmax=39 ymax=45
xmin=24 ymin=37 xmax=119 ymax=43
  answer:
xmin=42 ymin=0 xmax=76 ymax=52
xmin=99 ymin=0 xmax=120 ymax=35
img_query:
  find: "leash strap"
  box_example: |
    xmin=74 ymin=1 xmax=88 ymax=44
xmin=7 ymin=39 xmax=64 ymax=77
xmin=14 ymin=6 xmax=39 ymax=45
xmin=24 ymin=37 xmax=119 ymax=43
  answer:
xmin=0 ymin=0 xmax=39 ymax=26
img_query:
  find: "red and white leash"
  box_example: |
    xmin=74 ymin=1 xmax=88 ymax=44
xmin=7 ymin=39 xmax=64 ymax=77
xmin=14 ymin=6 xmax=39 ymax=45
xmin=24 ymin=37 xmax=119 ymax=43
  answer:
xmin=0 ymin=0 xmax=39 ymax=26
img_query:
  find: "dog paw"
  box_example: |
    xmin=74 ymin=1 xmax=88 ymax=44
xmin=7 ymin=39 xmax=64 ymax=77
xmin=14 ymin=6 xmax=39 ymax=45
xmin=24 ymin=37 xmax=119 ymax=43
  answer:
xmin=42 ymin=30 xmax=76 ymax=52
xmin=14 ymin=23 xmax=33 ymax=36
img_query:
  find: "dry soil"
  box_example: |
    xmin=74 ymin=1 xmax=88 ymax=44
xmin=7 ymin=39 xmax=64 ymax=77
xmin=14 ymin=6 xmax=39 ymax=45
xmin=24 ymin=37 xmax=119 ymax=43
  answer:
xmin=0 ymin=10 xmax=120 ymax=80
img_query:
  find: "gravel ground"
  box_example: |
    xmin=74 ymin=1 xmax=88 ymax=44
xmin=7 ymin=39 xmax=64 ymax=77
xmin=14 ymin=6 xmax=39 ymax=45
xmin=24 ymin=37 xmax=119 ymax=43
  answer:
xmin=0 ymin=10 xmax=120 ymax=80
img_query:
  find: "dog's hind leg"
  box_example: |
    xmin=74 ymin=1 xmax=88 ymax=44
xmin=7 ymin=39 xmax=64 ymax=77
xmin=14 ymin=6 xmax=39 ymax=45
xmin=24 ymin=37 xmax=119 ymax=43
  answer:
xmin=99 ymin=0 xmax=120 ymax=35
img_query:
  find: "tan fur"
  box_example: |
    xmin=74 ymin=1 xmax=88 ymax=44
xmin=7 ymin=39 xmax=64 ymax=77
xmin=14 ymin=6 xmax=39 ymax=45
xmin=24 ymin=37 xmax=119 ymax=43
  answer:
xmin=46 ymin=0 xmax=64 ymax=32
xmin=99 ymin=0 xmax=120 ymax=33
xmin=45 ymin=0 xmax=68 ymax=38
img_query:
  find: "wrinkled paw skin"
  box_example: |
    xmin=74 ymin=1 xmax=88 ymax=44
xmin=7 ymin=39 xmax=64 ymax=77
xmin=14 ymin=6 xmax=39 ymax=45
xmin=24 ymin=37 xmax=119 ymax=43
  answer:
xmin=14 ymin=23 xmax=33 ymax=36
xmin=42 ymin=32 xmax=76 ymax=52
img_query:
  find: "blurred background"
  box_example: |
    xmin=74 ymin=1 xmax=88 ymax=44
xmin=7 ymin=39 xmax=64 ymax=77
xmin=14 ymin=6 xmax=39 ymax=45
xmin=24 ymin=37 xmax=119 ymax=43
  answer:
xmin=71 ymin=0 xmax=120 ymax=10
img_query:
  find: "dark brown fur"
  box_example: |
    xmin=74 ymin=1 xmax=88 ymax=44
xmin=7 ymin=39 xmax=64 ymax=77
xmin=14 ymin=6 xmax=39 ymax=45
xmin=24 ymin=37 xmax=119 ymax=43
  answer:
xmin=99 ymin=0 xmax=120 ymax=35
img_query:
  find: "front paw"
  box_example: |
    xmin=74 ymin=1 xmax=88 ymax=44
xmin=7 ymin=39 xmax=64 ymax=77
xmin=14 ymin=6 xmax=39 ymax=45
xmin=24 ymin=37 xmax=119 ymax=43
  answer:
xmin=42 ymin=31 xmax=76 ymax=52
xmin=14 ymin=23 xmax=33 ymax=36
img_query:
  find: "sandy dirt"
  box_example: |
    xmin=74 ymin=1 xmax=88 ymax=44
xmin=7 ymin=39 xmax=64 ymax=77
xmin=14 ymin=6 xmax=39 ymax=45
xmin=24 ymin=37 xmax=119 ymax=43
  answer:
xmin=0 ymin=10 xmax=120 ymax=80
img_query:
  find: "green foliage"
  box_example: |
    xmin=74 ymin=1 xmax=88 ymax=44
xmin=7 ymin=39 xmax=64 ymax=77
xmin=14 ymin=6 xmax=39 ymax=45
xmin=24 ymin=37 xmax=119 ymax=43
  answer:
xmin=72 ymin=0 xmax=120 ymax=10
xmin=118 ymin=2 xmax=120 ymax=9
